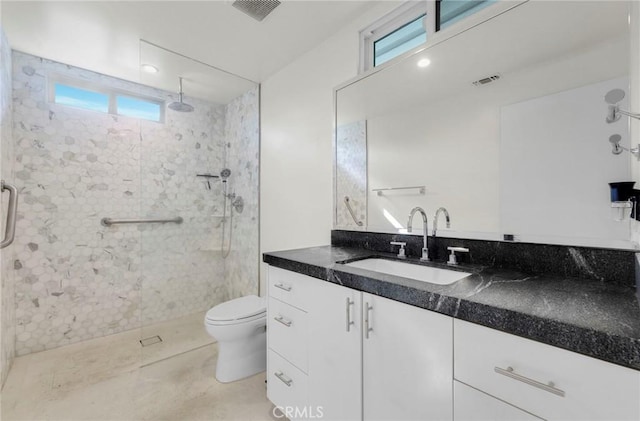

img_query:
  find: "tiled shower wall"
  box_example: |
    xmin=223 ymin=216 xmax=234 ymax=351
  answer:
xmin=11 ymin=51 xmax=259 ymax=356
xmin=1 ymin=29 xmax=15 ymax=386
xmin=335 ymin=120 xmax=367 ymax=230
xmin=223 ymin=87 xmax=259 ymax=298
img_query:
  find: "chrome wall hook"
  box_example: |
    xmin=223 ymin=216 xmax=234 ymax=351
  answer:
xmin=605 ymin=89 xmax=640 ymax=123
xmin=608 ymin=134 xmax=640 ymax=160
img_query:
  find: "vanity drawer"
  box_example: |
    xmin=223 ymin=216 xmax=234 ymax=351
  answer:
xmin=268 ymin=349 xmax=308 ymax=421
xmin=268 ymin=266 xmax=315 ymax=311
xmin=454 ymin=381 xmax=542 ymax=421
xmin=268 ymin=297 xmax=309 ymax=373
xmin=454 ymin=319 xmax=640 ymax=421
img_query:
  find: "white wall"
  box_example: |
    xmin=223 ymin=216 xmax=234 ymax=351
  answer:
xmin=501 ymin=77 xmax=630 ymax=246
xmin=259 ymin=2 xmax=397 ymax=291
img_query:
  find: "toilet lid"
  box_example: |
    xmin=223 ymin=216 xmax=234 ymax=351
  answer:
xmin=205 ymin=295 xmax=266 ymax=322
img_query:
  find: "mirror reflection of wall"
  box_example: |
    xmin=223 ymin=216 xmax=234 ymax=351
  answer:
xmin=335 ymin=0 xmax=634 ymax=249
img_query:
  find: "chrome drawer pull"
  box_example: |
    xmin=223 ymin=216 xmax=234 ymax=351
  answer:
xmin=274 ymin=315 xmax=292 ymax=327
xmin=494 ymin=366 xmax=565 ymax=397
xmin=346 ymin=297 xmax=354 ymax=332
xmin=274 ymin=371 xmax=293 ymax=387
xmin=274 ymin=283 xmax=292 ymax=292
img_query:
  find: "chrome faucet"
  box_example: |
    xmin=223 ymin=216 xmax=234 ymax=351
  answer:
xmin=433 ymin=207 xmax=451 ymax=236
xmin=407 ymin=207 xmax=429 ymax=261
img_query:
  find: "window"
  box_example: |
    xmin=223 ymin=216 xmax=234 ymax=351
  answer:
xmin=360 ymin=0 xmax=495 ymax=73
xmin=360 ymin=2 xmax=431 ymax=73
xmin=54 ymin=83 xmax=109 ymax=113
xmin=437 ymin=0 xmax=494 ymax=31
xmin=116 ymin=95 xmax=161 ymax=121
xmin=374 ymin=14 xmax=427 ymax=67
xmin=51 ymin=79 xmax=164 ymax=122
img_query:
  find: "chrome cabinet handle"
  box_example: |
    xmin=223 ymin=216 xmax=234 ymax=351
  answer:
xmin=346 ymin=297 xmax=354 ymax=332
xmin=364 ymin=302 xmax=373 ymax=339
xmin=274 ymin=371 xmax=293 ymax=387
xmin=0 ymin=181 xmax=18 ymax=249
xmin=274 ymin=283 xmax=292 ymax=292
xmin=494 ymin=366 xmax=565 ymax=397
xmin=274 ymin=315 xmax=292 ymax=327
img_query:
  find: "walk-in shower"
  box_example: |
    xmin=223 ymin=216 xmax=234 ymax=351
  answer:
xmin=1 ymin=39 xmax=260 ymax=387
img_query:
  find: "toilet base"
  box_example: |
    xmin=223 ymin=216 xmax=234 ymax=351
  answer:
xmin=215 ymin=329 xmax=267 ymax=383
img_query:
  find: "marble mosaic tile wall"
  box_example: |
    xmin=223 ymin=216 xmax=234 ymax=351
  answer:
xmin=1 ymin=28 xmax=15 ymax=386
xmin=10 ymin=51 xmax=258 ymax=356
xmin=223 ymin=87 xmax=260 ymax=298
xmin=336 ymin=120 xmax=367 ymax=230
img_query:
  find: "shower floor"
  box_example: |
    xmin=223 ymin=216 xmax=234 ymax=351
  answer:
xmin=1 ymin=312 xmax=276 ymax=421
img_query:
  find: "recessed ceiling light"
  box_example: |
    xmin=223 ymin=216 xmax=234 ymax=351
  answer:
xmin=141 ymin=64 xmax=159 ymax=74
xmin=417 ymin=58 xmax=431 ymax=68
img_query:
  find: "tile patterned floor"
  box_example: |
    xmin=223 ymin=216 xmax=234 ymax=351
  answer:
xmin=1 ymin=312 xmax=276 ymax=421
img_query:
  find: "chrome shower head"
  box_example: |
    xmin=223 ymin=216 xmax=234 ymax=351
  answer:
xmin=610 ymin=134 xmax=623 ymax=155
xmin=220 ymin=168 xmax=231 ymax=179
xmin=168 ymin=77 xmax=194 ymax=113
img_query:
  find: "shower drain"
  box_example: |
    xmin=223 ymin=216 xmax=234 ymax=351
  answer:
xmin=140 ymin=335 xmax=163 ymax=347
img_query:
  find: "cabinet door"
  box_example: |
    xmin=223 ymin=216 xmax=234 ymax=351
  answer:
xmin=363 ymin=293 xmax=453 ymax=421
xmin=454 ymin=381 xmax=543 ymax=421
xmin=308 ymin=280 xmax=362 ymax=421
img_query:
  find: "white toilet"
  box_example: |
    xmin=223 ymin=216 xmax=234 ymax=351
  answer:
xmin=204 ymin=295 xmax=267 ymax=383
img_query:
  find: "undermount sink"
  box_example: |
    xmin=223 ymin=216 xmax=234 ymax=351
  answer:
xmin=345 ymin=258 xmax=471 ymax=285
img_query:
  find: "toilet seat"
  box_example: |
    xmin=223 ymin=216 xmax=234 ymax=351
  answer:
xmin=205 ymin=295 xmax=266 ymax=325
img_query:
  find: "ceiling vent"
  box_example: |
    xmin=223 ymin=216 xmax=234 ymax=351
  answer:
xmin=232 ymin=0 xmax=281 ymax=22
xmin=473 ymin=74 xmax=501 ymax=87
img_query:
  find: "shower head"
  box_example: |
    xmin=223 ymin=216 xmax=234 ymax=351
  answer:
xmin=609 ymin=134 xmax=623 ymax=155
xmin=220 ymin=168 xmax=231 ymax=179
xmin=168 ymin=77 xmax=194 ymax=113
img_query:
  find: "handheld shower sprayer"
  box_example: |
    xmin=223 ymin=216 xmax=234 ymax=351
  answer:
xmin=605 ymin=89 xmax=640 ymax=123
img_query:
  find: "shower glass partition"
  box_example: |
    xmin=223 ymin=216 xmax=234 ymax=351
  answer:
xmin=137 ymin=41 xmax=260 ymax=366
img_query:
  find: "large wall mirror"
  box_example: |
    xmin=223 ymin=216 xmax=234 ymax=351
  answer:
xmin=335 ymin=0 xmax=635 ymax=249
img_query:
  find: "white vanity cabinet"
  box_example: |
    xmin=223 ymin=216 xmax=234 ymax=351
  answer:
xmin=361 ymin=292 xmax=452 ymax=421
xmin=454 ymin=319 xmax=640 ymax=421
xmin=307 ymin=279 xmax=362 ymax=421
xmin=267 ymin=265 xmax=453 ymax=421
xmin=267 ymin=267 xmax=316 ymax=420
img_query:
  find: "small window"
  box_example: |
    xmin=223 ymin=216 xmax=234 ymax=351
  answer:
xmin=374 ymin=14 xmax=427 ymax=67
xmin=116 ymin=95 xmax=161 ymax=122
xmin=437 ymin=0 xmax=494 ymax=31
xmin=51 ymin=78 xmax=164 ymax=122
xmin=54 ymin=83 xmax=109 ymax=113
xmin=360 ymin=1 xmax=496 ymax=73
xmin=360 ymin=2 xmax=431 ymax=73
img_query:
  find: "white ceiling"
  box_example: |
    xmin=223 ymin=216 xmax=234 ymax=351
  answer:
xmin=1 ymin=1 xmax=386 ymax=102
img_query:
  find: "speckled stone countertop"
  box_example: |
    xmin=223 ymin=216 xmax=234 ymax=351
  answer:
xmin=263 ymin=246 xmax=640 ymax=371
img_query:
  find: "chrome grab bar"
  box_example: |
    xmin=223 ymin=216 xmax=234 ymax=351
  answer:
xmin=0 ymin=181 xmax=18 ymax=249
xmin=343 ymin=196 xmax=363 ymax=226
xmin=371 ymin=185 xmax=426 ymax=196
xmin=494 ymin=366 xmax=565 ymax=397
xmin=101 ymin=217 xmax=183 ymax=226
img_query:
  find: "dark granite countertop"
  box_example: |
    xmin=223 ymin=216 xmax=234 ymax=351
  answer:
xmin=263 ymin=245 xmax=640 ymax=371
